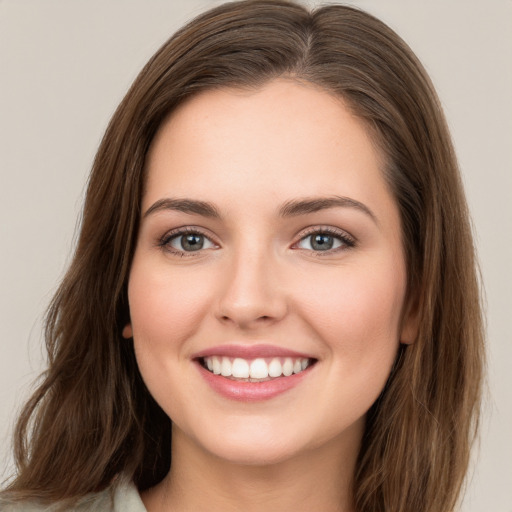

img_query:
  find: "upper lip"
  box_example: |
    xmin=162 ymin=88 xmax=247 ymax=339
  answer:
xmin=192 ymin=344 xmax=315 ymax=360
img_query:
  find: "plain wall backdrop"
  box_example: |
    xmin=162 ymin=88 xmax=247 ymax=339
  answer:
xmin=1 ymin=1 xmax=511 ymax=511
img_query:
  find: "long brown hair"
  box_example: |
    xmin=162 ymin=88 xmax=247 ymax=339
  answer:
xmin=3 ymin=1 xmax=484 ymax=511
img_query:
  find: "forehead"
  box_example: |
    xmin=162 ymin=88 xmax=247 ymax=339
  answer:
xmin=143 ymin=79 xmax=393 ymax=218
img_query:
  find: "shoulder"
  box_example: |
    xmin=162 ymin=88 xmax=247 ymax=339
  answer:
xmin=0 ymin=480 xmax=146 ymax=512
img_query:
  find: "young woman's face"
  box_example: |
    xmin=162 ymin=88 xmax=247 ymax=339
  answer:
xmin=126 ymin=80 xmax=415 ymax=466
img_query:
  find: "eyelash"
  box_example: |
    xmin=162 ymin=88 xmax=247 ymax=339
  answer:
xmin=292 ymin=226 xmax=356 ymax=256
xmin=157 ymin=227 xmax=217 ymax=257
xmin=157 ymin=226 xmax=356 ymax=257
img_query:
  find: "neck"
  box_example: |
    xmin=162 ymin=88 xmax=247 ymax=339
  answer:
xmin=142 ymin=424 xmax=361 ymax=512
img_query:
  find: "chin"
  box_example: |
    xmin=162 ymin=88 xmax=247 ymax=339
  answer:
xmin=176 ymin=417 xmax=314 ymax=467
xmin=181 ymin=413 xmax=361 ymax=468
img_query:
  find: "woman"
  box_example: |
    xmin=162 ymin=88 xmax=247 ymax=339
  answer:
xmin=1 ymin=1 xmax=484 ymax=511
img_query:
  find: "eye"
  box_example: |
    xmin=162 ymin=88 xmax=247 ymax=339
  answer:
xmin=295 ymin=229 xmax=355 ymax=253
xmin=160 ymin=229 xmax=217 ymax=254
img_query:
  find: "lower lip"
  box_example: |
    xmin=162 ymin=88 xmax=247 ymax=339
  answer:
xmin=196 ymin=362 xmax=314 ymax=402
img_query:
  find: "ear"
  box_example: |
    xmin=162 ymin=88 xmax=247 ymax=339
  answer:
xmin=122 ymin=323 xmax=133 ymax=339
xmin=400 ymin=297 xmax=419 ymax=345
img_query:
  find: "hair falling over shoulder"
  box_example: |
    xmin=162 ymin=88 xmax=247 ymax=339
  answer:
xmin=2 ymin=2 xmax=485 ymax=511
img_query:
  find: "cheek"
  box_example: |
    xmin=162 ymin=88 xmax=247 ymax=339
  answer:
xmin=297 ymin=259 xmax=406 ymax=363
xmin=127 ymin=260 xmax=213 ymax=345
xmin=127 ymin=259 xmax=214 ymax=421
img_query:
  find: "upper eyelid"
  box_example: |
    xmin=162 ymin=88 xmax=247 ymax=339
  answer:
xmin=159 ymin=226 xmax=219 ymax=248
xmin=157 ymin=224 xmax=356 ymax=249
xmin=162 ymin=226 xmax=216 ymax=239
xmin=294 ymin=225 xmax=356 ymax=242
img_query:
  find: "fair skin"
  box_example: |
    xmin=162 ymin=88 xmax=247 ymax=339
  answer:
xmin=124 ymin=79 xmax=416 ymax=512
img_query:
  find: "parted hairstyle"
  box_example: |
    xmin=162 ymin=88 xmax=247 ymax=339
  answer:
xmin=2 ymin=1 xmax=484 ymax=511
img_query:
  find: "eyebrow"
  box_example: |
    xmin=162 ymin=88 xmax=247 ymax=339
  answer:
xmin=144 ymin=198 xmax=221 ymax=219
xmin=279 ymin=196 xmax=377 ymax=223
xmin=143 ymin=195 xmax=377 ymax=223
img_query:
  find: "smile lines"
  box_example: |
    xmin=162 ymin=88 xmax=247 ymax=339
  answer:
xmin=201 ymin=356 xmax=313 ymax=381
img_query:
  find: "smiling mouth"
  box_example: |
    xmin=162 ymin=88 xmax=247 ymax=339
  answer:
xmin=199 ymin=356 xmax=316 ymax=382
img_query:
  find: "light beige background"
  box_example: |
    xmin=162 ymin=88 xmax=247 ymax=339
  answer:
xmin=1 ymin=1 xmax=511 ymax=510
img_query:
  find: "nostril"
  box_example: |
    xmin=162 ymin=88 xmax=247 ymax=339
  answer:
xmin=216 ymin=298 xmax=288 ymax=327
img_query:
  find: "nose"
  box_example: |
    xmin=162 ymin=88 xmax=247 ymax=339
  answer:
xmin=215 ymin=247 xmax=288 ymax=330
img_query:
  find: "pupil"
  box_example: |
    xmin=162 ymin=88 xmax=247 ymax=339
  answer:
xmin=311 ymin=234 xmax=333 ymax=251
xmin=182 ymin=234 xmax=204 ymax=251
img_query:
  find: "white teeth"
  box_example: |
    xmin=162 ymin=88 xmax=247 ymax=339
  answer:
xmin=212 ymin=356 xmax=221 ymax=374
xmin=250 ymin=358 xmax=269 ymax=379
xmin=220 ymin=357 xmax=232 ymax=377
xmin=282 ymin=358 xmax=294 ymax=376
xmin=202 ymin=356 xmax=312 ymax=379
xmin=232 ymin=358 xmax=249 ymax=378
xmin=268 ymin=358 xmax=282 ymax=377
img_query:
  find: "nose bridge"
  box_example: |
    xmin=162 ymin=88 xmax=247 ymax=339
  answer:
xmin=216 ymin=237 xmax=286 ymax=327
